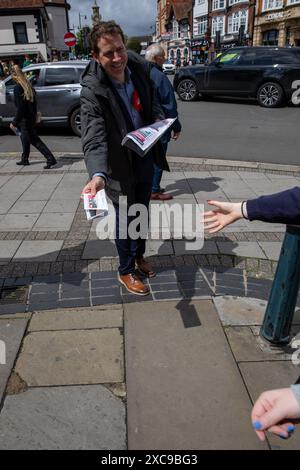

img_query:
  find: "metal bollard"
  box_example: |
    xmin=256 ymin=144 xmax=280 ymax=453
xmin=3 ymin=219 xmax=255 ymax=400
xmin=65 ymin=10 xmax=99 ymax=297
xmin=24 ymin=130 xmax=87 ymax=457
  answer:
xmin=260 ymin=225 xmax=300 ymax=344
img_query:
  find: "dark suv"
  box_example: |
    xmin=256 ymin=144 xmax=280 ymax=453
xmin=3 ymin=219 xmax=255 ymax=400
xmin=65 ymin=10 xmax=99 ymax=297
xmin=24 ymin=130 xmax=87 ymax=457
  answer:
xmin=174 ymin=47 xmax=300 ymax=107
xmin=0 ymin=61 xmax=88 ymax=136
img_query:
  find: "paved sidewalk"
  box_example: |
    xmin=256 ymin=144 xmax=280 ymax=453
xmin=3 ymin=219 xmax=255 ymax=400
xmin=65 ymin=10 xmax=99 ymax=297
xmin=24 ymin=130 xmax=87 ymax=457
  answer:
xmin=0 ymin=297 xmax=299 ymax=449
xmin=0 ymin=153 xmax=299 ymax=449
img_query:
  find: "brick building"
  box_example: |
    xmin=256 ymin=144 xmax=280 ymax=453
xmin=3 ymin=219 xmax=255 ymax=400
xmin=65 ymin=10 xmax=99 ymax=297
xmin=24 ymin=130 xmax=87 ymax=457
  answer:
xmin=253 ymin=0 xmax=300 ymax=46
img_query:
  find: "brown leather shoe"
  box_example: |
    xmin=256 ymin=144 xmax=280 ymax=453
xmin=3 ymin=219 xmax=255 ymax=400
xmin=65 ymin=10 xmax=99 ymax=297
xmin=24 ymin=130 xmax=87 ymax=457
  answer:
xmin=151 ymin=192 xmax=173 ymax=201
xmin=136 ymin=257 xmax=156 ymax=278
xmin=118 ymin=273 xmax=150 ymax=296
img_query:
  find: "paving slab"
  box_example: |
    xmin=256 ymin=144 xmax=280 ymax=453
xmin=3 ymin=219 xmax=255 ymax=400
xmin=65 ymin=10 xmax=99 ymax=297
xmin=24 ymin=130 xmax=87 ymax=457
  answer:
xmin=13 ymin=241 xmax=64 ymax=262
xmin=173 ymin=240 xmax=218 ymax=255
xmin=214 ymin=296 xmax=267 ymax=326
xmin=0 ymin=319 xmax=28 ymax=402
xmin=0 ymin=241 xmax=22 ymax=262
xmin=217 ymin=241 xmax=267 ymax=259
xmin=258 ymin=242 xmax=282 ymax=261
xmin=42 ymin=199 xmax=79 ymax=213
xmin=239 ymin=361 xmax=300 ymax=450
xmin=9 ymin=200 xmax=47 ymax=214
xmin=32 ymin=213 xmax=74 ymax=231
xmin=28 ymin=306 xmax=123 ymax=331
xmin=19 ymin=174 xmax=64 ymax=201
xmin=125 ymin=300 xmax=265 ymax=450
xmin=145 ymin=240 xmax=173 ymax=257
xmin=0 ymin=213 xmax=39 ymax=231
xmin=15 ymin=328 xmax=123 ymax=386
xmin=0 ymin=385 xmax=126 ymax=449
xmin=225 ymin=326 xmax=300 ymax=362
xmin=82 ymin=239 xmax=118 ymax=259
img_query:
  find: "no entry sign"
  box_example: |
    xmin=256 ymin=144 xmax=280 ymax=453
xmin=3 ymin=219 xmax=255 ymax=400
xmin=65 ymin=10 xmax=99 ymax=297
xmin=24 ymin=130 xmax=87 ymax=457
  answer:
xmin=64 ymin=32 xmax=77 ymax=47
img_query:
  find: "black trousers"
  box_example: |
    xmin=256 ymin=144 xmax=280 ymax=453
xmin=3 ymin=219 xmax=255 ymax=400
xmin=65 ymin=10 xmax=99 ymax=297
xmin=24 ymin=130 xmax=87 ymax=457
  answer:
xmin=113 ymin=153 xmax=154 ymax=275
xmin=19 ymin=122 xmax=54 ymax=163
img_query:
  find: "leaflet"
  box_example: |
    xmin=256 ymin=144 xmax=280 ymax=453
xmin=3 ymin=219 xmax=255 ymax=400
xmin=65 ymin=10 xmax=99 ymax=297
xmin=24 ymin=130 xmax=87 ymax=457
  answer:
xmin=83 ymin=190 xmax=108 ymax=221
xmin=121 ymin=118 xmax=176 ymax=157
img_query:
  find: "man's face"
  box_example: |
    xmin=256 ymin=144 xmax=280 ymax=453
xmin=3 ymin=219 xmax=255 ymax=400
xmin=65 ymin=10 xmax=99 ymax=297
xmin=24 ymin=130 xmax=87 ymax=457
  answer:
xmin=94 ymin=34 xmax=128 ymax=82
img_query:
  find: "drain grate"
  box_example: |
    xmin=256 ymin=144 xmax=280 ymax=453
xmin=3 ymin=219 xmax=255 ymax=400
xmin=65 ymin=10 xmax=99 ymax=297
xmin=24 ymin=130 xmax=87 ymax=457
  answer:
xmin=0 ymin=285 xmax=29 ymax=304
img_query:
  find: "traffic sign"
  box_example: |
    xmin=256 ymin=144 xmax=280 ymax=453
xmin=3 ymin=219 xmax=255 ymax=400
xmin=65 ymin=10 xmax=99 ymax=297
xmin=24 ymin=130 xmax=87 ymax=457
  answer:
xmin=64 ymin=32 xmax=77 ymax=47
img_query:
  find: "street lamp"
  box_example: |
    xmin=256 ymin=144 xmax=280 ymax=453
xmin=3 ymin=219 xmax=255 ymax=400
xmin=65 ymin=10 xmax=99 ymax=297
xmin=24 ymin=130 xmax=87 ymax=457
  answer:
xmin=78 ymin=13 xmax=88 ymax=30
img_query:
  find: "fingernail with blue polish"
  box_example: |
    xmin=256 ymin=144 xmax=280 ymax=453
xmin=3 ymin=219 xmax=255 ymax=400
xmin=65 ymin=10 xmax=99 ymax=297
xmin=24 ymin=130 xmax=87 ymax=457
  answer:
xmin=253 ymin=421 xmax=262 ymax=430
xmin=288 ymin=425 xmax=295 ymax=433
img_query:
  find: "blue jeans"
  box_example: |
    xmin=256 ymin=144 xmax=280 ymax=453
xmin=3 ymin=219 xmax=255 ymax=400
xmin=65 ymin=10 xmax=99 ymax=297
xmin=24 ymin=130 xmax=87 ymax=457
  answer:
xmin=114 ymin=153 xmax=154 ymax=275
xmin=152 ymin=143 xmax=168 ymax=193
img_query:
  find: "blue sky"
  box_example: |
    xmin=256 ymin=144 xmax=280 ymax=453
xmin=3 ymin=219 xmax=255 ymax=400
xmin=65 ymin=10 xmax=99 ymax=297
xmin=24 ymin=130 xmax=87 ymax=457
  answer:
xmin=68 ymin=0 xmax=156 ymax=37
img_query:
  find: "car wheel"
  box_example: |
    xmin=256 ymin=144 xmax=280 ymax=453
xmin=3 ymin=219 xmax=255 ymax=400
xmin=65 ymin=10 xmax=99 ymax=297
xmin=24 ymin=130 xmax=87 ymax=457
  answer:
xmin=70 ymin=108 xmax=81 ymax=136
xmin=177 ymin=79 xmax=198 ymax=101
xmin=257 ymin=82 xmax=285 ymax=108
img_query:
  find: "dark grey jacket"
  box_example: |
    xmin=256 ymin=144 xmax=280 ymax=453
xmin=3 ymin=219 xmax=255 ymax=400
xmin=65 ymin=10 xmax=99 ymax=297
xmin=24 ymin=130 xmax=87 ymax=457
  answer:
xmin=80 ymin=51 xmax=169 ymax=204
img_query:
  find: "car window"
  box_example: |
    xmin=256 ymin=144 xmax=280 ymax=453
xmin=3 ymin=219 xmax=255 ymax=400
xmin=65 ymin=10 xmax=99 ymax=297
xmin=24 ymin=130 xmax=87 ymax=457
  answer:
xmin=272 ymin=51 xmax=300 ymax=65
xmin=252 ymin=51 xmax=273 ymax=66
xmin=219 ymin=51 xmax=242 ymax=66
xmin=44 ymin=67 xmax=78 ymax=86
xmin=24 ymin=69 xmax=41 ymax=86
xmin=76 ymin=68 xmax=85 ymax=81
xmin=238 ymin=50 xmax=257 ymax=66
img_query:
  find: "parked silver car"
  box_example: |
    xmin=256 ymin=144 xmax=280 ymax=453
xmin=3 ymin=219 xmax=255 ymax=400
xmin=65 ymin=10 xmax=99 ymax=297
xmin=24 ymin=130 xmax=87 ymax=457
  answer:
xmin=0 ymin=61 xmax=88 ymax=136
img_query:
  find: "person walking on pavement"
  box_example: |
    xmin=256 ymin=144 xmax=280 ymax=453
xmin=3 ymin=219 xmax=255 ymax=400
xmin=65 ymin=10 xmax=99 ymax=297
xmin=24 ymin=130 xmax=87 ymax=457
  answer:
xmin=9 ymin=65 xmax=57 ymax=169
xmin=203 ymin=188 xmax=300 ymax=440
xmin=81 ymin=21 xmax=169 ymax=296
xmin=145 ymin=44 xmax=181 ymax=201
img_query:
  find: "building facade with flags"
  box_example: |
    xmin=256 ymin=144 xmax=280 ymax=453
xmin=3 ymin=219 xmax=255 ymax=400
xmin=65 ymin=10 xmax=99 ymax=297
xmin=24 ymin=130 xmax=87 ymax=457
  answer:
xmin=0 ymin=0 xmax=70 ymax=64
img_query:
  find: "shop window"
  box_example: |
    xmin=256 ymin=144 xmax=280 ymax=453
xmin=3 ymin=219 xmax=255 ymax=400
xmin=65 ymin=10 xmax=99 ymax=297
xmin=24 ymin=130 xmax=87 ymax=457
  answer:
xmin=263 ymin=29 xmax=278 ymax=46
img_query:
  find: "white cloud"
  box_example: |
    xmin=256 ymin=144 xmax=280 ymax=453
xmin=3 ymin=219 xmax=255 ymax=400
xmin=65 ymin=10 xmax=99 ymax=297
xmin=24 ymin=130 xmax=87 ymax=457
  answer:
xmin=68 ymin=0 xmax=156 ymax=36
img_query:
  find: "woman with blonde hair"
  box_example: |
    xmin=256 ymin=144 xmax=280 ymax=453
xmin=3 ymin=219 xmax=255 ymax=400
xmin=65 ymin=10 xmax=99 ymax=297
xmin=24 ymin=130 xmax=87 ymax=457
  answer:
xmin=9 ymin=64 xmax=56 ymax=168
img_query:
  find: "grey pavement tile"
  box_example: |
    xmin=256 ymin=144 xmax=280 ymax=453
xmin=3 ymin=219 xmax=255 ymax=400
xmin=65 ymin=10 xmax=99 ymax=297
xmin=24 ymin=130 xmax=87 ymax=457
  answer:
xmin=82 ymin=240 xmax=118 ymax=259
xmin=217 ymin=241 xmax=267 ymax=259
xmin=0 ymin=241 xmax=22 ymax=262
xmin=122 ymin=293 xmax=154 ymax=303
xmin=58 ymin=299 xmax=91 ymax=308
xmin=18 ymin=174 xmax=64 ymax=201
xmin=30 ymin=283 xmax=60 ymax=294
xmin=33 ymin=274 xmax=61 ymax=283
xmin=15 ymin=328 xmax=123 ymax=386
xmin=239 ymin=361 xmax=300 ymax=450
xmin=145 ymin=240 xmax=173 ymax=257
xmin=13 ymin=241 xmax=64 ymax=262
xmin=0 ymin=304 xmax=27 ymax=315
xmin=125 ymin=300 xmax=265 ymax=450
xmin=216 ymin=286 xmax=246 ymax=296
xmin=92 ymin=295 xmax=123 ymax=306
xmin=258 ymin=242 xmax=282 ymax=261
xmin=32 ymin=213 xmax=74 ymax=231
xmin=28 ymin=301 xmax=59 ymax=312
xmin=225 ymin=326 xmax=296 ymax=362
xmin=0 ymin=214 xmax=39 ymax=231
xmin=181 ymin=287 xmax=212 ymax=297
xmin=0 ymin=319 xmax=28 ymax=401
xmin=91 ymin=271 xmax=118 ymax=280
xmin=150 ymin=283 xmax=179 ymax=292
xmin=29 ymin=307 xmax=123 ymax=331
xmin=61 ymin=289 xmax=90 ymax=299
xmin=153 ymin=291 xmax=183 ymax=300
xmin=42 ymin=199 xmax=79 ymax=213
xmin=9 ymin=200 xmax=47 ymax=214
xmin=0 ymin=385 xmax=126 ymax=450
xmin=91 ymin=278 xmax=119 ymax=289
xmin=172 ymin=239 xmax=206 ymax=255
xmin=213 ymin=296 xmax=267 ymax=326
xmin=149 ymin=274 xmax=177 ymax=284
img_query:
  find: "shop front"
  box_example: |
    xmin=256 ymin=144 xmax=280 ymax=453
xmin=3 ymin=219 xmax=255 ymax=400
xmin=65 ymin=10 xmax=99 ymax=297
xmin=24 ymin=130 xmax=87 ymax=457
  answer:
xmin=254 ymin=6 xmax=300 ymax=47
xmin=191 ymin=39 xmax=209 ymax=64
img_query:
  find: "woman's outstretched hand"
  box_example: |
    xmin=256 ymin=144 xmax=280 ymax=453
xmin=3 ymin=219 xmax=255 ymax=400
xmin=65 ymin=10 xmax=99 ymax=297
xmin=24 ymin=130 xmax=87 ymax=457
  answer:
xmin=203 ymin=200 xmax=243 ymax=234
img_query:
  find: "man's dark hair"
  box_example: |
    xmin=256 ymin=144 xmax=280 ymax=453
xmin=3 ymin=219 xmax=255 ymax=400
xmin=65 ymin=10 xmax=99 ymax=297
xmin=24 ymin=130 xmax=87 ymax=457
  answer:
xmin=89 ymin=20 xmax=125 ymax=54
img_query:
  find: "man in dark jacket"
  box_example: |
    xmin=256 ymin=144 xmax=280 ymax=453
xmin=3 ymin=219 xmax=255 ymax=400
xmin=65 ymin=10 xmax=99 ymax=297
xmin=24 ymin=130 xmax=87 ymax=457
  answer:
xmin=145 ymin=44 xmax=182 ymax=200
xmin=81 ymin=21 xmax=168 ymax=296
